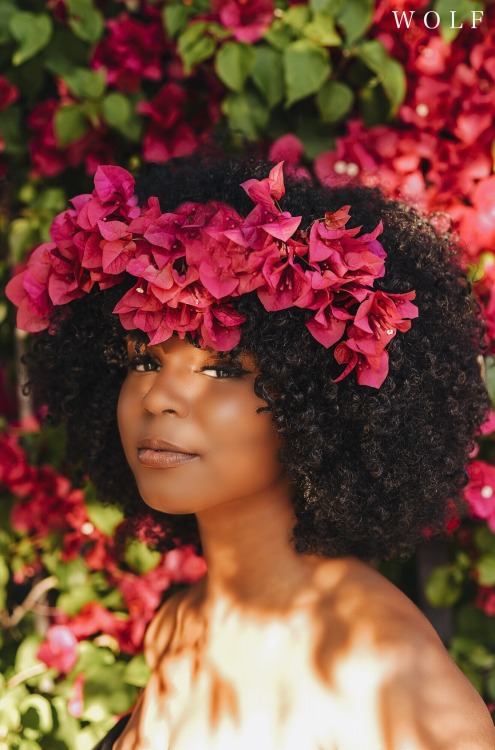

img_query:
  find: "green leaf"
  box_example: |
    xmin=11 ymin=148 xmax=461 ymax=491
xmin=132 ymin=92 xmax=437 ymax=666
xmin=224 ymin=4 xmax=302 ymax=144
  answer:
xmin=64 ymin=68 xmax=106 ymax=100
xmin=434 ymin=0 xmax=484 ymax=43
xmin=0 ymin=106 xmax=23 ymax=155
xmin=57 ymin=584 xmax=96 ymax=616
xmin=163 ymin=5 xmax=189 ymax=38
xmin=284 ymin=5 xmax=310 ymax=30
xmin=425 ymin=564 xmax=464 ymax=607
xmin=215 ymin=42 xmax=254 ymax=93
xmin=15 ymin=635 xmax=43 ymax=674
xmin=0 ymin=1 xmax=16 ymax=44
xmin=484 ymin=355 xmax=495 ymax=406
xmin=125 ymin=540 xmax=162 ymax=574
xmin=336 ymin=0 xmax=373 ymax=45
xmin=317 ymin=79 xmax=353 ymax=122
xmin=264 ymin=19 xmax=295 ymax=50
xmin=310 ymin=0 xmax=345 ymax=11
xmin=476 ymin=555 xmax=495 ymax=586
xmin=9 ymin=12 xmax=53 ymax=66
xmin=85 ymin=489 xmax=124 ymax=536
xmin=123 ymin=654 xmax=151 ymax=687
xmin=20 ymin=695 xmax=53 ymax=734
xmin=102 ymin=92 xmax=131 ymax=128
xmin=0 ymin=556 xmax=9 ymax=610
xmin=83 ymin=663 xmax=138 ymax=721
xmin=304 ymin=12 xmax=341 ymax=46
xmin=178 ymin=22 xmax=216 ymax=74
xmin=284 ymin=40 xmax=331 ymax=107
xmin=251 ymin=46 xmax=284 ymax=108
xmin=18 ymin=740 xmax=42 ymax=750
xmin=473 ymin=525 xmax=495 ymax=554
xmin=357 ymin=40 xmax=406 ymax=115
xmin=42 ymin=29 xmax=89 ymax=77
xmin=221 ymin=89 xmax=269 ymax=140
xmin=66 ymin=0 xmax=104 ymax=44
xmin=456 ymin=604 xmax=495 ymax=649
xmin=296 ymin=118 xmax=334 ymax=159
xmin=54 ymin=104 xmax=88 ymax=146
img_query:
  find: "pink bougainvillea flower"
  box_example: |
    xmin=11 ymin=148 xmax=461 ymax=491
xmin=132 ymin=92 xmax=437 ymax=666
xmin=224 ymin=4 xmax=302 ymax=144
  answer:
xmin=465 ymin=461 xmax=495 ymax=531
xmin=138 ymin=83 xmax=198 ymax=163
xmin=476 ymin=586 xmax=495 ymax=617
xmin=458 ymin=176 xmax=495 ymax=255
xmin=268 ymin=134 xmax=312 ymax=182
xmin=241 ymin=161 xmax=286 ymax=213
xmin=8 ymin=161 xmax=418 ymax=389
xmin=0 ymin=76 xmax=19 ymax=110
xmin=91 ymin=11 xmax=166 ymax=92
xmin=213 ymin=0 xmax=275 ymax=43
xmin=68 ymin=674 xmax=85 ymax=718
xmin=37 ymin=625 xmax=78 ymax=674
xmin=200 ymin=303 xmax=246 ymax=350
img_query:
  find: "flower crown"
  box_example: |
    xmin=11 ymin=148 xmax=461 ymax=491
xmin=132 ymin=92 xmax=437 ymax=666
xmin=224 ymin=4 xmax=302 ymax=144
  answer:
xmin=6 ymin=161 xmax=418 ymax=388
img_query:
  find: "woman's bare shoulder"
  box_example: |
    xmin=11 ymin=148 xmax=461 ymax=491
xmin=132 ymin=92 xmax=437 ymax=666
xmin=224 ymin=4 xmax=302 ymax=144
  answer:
xmin=315 ymin=558 xmax=495 ymax=749
xmin=143 ymin=581 xmax=204 ymax=669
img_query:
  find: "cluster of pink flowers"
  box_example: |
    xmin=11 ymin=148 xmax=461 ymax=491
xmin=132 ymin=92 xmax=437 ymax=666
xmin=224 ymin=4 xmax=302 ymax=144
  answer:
xmin=0 ymin=424 xmax=206 ymax=663
xmin=91 ymin=10 xmax=167 ymax=94
xmin=7 ymin=162 xmax=418 ymax=388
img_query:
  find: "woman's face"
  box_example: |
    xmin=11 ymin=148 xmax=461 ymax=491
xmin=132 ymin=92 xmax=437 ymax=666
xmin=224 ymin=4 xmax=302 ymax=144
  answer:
xmin=117 ymin=335 xmax=287 ymax=515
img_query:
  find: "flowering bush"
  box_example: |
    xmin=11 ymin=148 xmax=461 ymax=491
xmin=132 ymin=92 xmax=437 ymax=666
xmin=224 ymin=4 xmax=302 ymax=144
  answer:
xmin=1 ymin=0 xmax=495 ymax=745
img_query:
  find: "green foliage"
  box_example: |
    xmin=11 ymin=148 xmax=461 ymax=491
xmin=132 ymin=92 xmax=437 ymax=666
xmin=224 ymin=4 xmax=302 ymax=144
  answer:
xmin=54 ymin=105 xmax=88 ymax=147
xmin=434 ymin=0 xmax=484 ymax=43
xmin=215 ymin=43 xmax=255 ymax=92
xmin=177 ymin=22 xmax=217 ymax=73
xmin=336 ymin=0 xmax=374 ymax=45
xmin=9 ymin=12 xmax=53 ymax=66
xmin=317 ymin=80 xmax=354 ymax=122
xmin=357 ymin=40 xmax=406 ymax=116
xmin=251 ymin=47 xmax=285 ymax=108
xmin=65 ymin=0 xmax=104 ymax=44
xmin=284 ymin=40 xmax=331 ymax=107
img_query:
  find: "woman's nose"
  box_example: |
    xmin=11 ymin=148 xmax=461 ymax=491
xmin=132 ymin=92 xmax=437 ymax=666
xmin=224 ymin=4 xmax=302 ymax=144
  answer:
xmin=140 ymin=370 xmax=190 ymax=418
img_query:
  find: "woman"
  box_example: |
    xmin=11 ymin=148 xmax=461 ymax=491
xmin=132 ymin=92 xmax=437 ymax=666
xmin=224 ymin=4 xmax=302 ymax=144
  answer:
xmin=8 ymin=155 xmax=495 ymax=749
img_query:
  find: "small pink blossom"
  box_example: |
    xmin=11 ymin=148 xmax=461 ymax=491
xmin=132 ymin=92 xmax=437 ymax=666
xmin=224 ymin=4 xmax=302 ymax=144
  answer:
xmin=213 ymin=0 xmax=274 ymax=43
xmin=138 ymin=83 xmax=198 ymax=163
xmin=0 ymin=77 xmax=19 ymax=110
xmin=37 ymin=625 xmax=78 ymax=674
xmin=465 ymin=461 xmax=495 ymax=530
xmin=68 ymin=674 xmax=85 ymax=718
xmin=91 ymin=12 xmax=166 ymax=93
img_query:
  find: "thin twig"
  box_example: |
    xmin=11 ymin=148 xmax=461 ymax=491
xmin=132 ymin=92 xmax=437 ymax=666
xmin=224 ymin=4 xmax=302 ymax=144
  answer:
xmin=5 ymin=663 xmax=46 ymax=690
xmin=1 ymin=575 xmax=58 ymax=628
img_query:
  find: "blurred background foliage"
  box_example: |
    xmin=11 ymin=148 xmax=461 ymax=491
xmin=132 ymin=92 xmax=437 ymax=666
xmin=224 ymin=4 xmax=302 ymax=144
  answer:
xmin=1 ymin=0 xmax=495 ymax=746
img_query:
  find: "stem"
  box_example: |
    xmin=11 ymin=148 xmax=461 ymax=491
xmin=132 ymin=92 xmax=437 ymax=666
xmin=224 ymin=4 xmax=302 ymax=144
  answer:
xmin=0 ymin=575 xmax=58 ymax=628
xmin=5 ymin=663 xmax=46 ymax=690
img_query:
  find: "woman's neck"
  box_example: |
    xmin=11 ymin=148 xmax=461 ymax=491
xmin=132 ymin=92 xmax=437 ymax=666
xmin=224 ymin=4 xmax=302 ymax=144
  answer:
xmin=194 ymin=478 xmax=321 ymax=613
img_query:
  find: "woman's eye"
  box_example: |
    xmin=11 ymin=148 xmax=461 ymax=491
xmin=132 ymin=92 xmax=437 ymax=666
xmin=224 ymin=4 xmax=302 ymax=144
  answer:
xmin=128 ymin=356 xmax=161 ymax=372
xmin=200 ymin=366 xmax=247 ymax=379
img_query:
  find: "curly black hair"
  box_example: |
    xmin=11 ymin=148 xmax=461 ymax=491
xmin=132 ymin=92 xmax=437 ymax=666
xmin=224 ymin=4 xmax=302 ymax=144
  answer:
xmin=25 ymin=155 xmax=490 ymax=563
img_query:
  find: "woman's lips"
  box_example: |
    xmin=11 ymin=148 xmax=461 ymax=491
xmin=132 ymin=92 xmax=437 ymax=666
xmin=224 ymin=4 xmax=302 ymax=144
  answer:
xmin=137 ymin=438 xmax=199 ymax=469
xmin=137 ymin=449 xmax=199 ymax=468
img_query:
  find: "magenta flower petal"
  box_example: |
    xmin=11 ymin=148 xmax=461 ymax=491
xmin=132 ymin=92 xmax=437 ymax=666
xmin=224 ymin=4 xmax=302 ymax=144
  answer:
xmin=94 ymin=165 xmax=135 ymax=203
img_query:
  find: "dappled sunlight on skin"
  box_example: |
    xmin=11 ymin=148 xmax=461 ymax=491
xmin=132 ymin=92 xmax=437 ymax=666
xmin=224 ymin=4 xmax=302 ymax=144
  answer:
xmin=112 ymin=553 xmax=495 ymax=750
xmin=113 ymin=558 xmax=370 ymax=750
